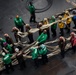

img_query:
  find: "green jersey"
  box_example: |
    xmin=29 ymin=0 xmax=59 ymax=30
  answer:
xmin=3 ymin=54 xmax=12 ymax=64
xmin=50 ymin=17 xmax=57 ymax=29
xmin=5 ymin=44 xmax=13 ymax=53
xmin=38 ymin=45 xmax=47 ymax=55
xmin=0 ymin=39 xmax=6 ymax=46
xmin=29 ymin=5 xmax=35 ymax=14
xmin=37 ymin=33 xmax=47 ymax=44
xmin=31 ymin=48 xmax=38 ymax=59
xmin=14 ymin=17 xmax=24 ymax=27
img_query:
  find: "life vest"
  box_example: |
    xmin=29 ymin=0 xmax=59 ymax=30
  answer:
xmin=63 ymin=13 xmax=72 ymax=24
xmin=58 ymin=22 xmax=64 ymax=28
xmin=70 ymin=37 xmax=75 ymax=46
xmin=66 ymin=18 xmax=72 ymax=24
xmin=73 ymin=38 xmax=76 ymax=46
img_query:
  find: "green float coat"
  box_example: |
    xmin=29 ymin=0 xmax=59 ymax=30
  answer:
xmin=50 ymin=16 xmax=57 ymax=29
xmin=0 ymin=39 xmax=6 ymax=46
xmin=5 ymin=44 xmax=13 ymax=53
xmin=31 ymin=48 xmax=38 ymax=59
xmin=14 ymin=17 xmax=24 ymax=27
xmin=3 ymin=54 xmax=12 ymax=64
xmin=38 ymin=45 xmax=47 ymax=55
xmin=29 ymin=5 xmax=35 ymax=14
xmin=37 ymin=33 xmax=47 ymax=44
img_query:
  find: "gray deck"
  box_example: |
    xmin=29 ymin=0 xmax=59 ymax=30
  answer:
xmin=0 ymin=0 xmax=76 ymax=75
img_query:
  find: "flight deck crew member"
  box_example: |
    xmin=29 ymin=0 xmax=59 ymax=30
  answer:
xmin=37 ymin=22 xmax=43 ymax=35
xmin=0 ymin=38 xmax=6 ymax=48
xmin=30 ymin=47 xmax=39 ymax=67
xmin=63 ymin=11 xmax=70 ymax=29
xmin=3 ymin=42 xmax=13 ymax=54
xmin=2 ymin=52 xmax=14 ymax=73
xmin=37 ymin=30 xmax=48 ymax=46
xmin=72 ymin=10 xmax=76 ymax=28
xmin=70 ymin=32 xmax=76 ymax=53
xmin=43 ymin=18 xmax=50 ymax=39
xmin=58 ymin=16 xmax=64 ymax=36
xmin=15 ymin=48 xmax=26 ymax=70
xmin=38 ymin=44 xmax=48 ymax=64
xmin=12 ymin=27 xmax=21 ymax=42
xmin=4 ymin=34 xmax=14 ymax=52
xmin=72 ymin=34 xmax=76 ymax=53
xmin=63 ymin=11 xmax=72 ymax=33
xmin=66 ymin=17 xmax=72 ymax=33
xmin=25 ymin=24 xmax=34 ymax=44
xmin=58 ymin=36 xmax=66 ymax=58
xmin=14 ymin=15 xmax=25 ymax=32
xmin=50 ymin=16 xmax=57 ymax=37
xmin=29 ymin=2 xmax=36 ymax=23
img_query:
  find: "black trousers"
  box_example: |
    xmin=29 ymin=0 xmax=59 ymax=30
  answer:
xmin=73 ymin=21 xmax=76 ymax=28
xmin=0 ymin=71 xmax=2 ymax=75
xmin=28 ymin=34 xmax=34 ymax=44
xmin=14 ymin=33 xmax=21 ymax=42
xmin=11 ymin=45 xmax=15 ymax=53
xmin=61 ymin=49 xmax=65 ymax=58
xmin=39 ymin=30 xmax=42 ymax=35
xmin=60 ymin=28 xmax=64 ymax=36
xmin=72 ymin=46 xmax=76 ymax=53
xmin=19 ymin=60 xmax=26 ymax=70
xmin=51 ymin=28 xmax=56 ymax=36
xmin=5 ymin=63 xmax=14 ymax=73
xmin=30 ymin=13 xmax=36 ymax=22
xmin=17 ymin=26 xmax=24 ymax=32
xmin=66 ymin=23 xmax=70 ymax=33
xmin=34 ymin=58 xmax=39 ymax=67
xmin=1 ymin=44 xmax=4 ymax=48
xmin=44 ymin=28 xmax=50 ymax=39
xmin=47 ymin=29 xmax=50 ymax=39
xmin=42 ymin=54 xmax=48 ymax=64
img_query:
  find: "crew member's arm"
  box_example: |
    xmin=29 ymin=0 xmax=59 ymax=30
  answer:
xmin=3 ymin=47 xmax=9 ymax=53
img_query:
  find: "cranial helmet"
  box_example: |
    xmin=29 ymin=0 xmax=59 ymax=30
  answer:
xmin=59 ymin=36 xmax=63 ymax=40
xmin=51 ymin=16 xmax=55 ymax=19
xmin=3 ymin=42 xmax=8 ymax=46
xmin=16 ymin=15 xmax=19 ymax=19
xmin=65 ymin=10 xmax=69 ymax=14
xmin=26 ymin=24 xmax=30 ymax=27
xmin=44 ymin=18 xmax=48 ymax=21
xmin=72 ymin=10 xmax=76 ymax=14
xmin=4 ymin=33 xmax=9 ymax=37
xmin=70 ymin=32 xmax=75 ymax=38
xmin=12 ymin=27 xmax=18 ymax=31
xmin=58 ymin=16 xmax=62 ymax=19
xmin=2 ymin=52 xmax=5 ymax=56
xmin=40 ymin=44 xmax=46 ymax=49
xmin=15 ymin=48 xmax=19 ymax=53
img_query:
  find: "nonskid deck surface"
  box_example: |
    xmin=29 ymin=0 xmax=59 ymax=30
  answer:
xmin=0 ymin=0 xmax=76 ymax=75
